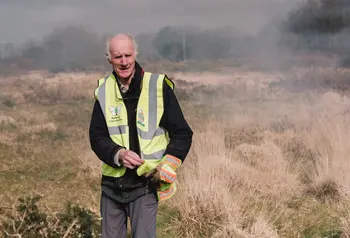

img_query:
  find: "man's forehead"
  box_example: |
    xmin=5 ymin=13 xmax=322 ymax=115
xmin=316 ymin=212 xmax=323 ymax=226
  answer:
xmin=109 ymin=38 xmax=134 ymax=54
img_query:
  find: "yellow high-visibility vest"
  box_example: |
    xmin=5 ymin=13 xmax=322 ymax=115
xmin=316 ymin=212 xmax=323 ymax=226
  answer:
xmin=94 ymin=72 xmax=174 ymax=178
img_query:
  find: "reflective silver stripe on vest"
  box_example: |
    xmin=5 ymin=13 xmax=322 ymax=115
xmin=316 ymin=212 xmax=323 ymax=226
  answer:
xmin=98 ymin=77 xmax=108 ymax=117
xmin=109 ymin=125 xmax=127 ymax=135
xmin=138 ymin=73 xmax=166 ymax=140
xmin=148 ymin=73 xmax=158 ymax=136
xmin=142 ymin=149 xmax=166 ymax=160
xmin=138 ymin=126 xmax=165 ymax=140
xmin=98 ymin=77 xmax=127 ymax=136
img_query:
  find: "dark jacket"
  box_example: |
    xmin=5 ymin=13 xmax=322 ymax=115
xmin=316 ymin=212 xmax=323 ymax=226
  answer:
xmin=89 ymin=62 xmax=193 ymax=203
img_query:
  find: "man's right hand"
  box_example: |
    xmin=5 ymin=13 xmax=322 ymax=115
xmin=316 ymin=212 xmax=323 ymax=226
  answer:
xmin=119 ymin=149 xmax=144 ymax=169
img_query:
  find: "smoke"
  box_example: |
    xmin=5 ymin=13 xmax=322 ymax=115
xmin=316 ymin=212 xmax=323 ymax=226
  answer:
xmin=4 ymin=0 xmax=337 ymax=72
xmin=0 ymin=0 xmax=300 ymax=44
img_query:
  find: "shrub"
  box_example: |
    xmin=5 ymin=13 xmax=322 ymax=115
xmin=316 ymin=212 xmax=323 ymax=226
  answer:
xmin=1 ymin=195 xmax=100 ymax=238
xmin=2 ymin=98 xmax=16 ymax=108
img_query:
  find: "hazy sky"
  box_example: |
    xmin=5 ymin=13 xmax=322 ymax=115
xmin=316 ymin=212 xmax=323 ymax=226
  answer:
xmin=1 ymin=0 xmax=301 ymax=45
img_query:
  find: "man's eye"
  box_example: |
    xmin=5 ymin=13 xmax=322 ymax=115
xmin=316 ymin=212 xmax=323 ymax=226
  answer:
xmin=114 ymin=56 xmax=122 ymax=59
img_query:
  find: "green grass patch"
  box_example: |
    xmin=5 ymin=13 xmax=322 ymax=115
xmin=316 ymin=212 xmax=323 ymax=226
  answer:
xmin=156 ymin=204 xmax=180 ymax=238
xmin=275 ymin=195 xmax=345 ymax=237
xmin=2 ymin=98 xmax=16 ymax=108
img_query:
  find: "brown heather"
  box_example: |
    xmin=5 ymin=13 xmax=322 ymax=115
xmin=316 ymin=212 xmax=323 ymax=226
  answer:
xmin=1 ymin=66 xmax=350 ymax=237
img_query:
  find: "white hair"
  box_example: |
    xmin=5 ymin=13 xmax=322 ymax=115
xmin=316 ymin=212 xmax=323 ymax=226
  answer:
xmin=105 ymin=33 xmax=139 ymax=61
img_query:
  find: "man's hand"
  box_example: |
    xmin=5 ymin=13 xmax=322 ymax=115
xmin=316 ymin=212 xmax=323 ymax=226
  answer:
xmin=119 ymin=149 xmax=144 ymax=169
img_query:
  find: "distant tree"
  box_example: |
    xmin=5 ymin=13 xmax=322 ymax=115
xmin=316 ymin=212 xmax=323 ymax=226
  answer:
xmin=135 ymin=32 xmax=162 ymax=62
xmin=42 ymin=25 xmax=103 ymax=72
xmin=285 ymin=0 xmax=350 ymax=34
xmin=188 ymin=30 xmax=231 ymax=60
xmin=152 ymin=26 xmax=232 ymax=61
xmin=153 ymin=26 xmax=185 ymax=61
xmin=22 ymin=44 xmax=46 ymax=62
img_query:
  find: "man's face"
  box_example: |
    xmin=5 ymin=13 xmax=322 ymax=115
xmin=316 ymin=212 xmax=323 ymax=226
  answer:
xmin=108 ymin=36 xmax=136 ymax=80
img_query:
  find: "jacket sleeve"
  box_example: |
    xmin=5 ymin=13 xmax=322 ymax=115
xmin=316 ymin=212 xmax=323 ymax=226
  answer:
xmin=161 ymin=79 xmax=193 ymax=163
xmin=89 ymin=100 xmax=124 ymax=168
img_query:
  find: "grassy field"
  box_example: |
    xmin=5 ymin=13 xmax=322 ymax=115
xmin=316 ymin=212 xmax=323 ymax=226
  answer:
xmin=1 ymin=65 xmax=350 ymax=237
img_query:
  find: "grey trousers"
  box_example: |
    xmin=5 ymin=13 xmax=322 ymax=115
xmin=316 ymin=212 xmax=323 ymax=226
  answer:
xmin=100 ymin=192 xmax=158 ymax=238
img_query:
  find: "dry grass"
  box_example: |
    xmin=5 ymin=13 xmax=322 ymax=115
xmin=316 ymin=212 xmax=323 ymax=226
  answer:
xmin=341 ymin=213 xmax=350 ymax=238
xmin=0 ymin=71 xmax=102 ymax=105
xmin=169 ymin=120 xmax=299 ymax=237
xmin=167 ymin=66 xmax=350 ymax=237
xmin=1 ymin=66 xmax=350 ymax=237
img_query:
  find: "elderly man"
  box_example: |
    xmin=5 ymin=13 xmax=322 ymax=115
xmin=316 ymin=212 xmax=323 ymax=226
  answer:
xmin=89 ymin=34 xmax=193 ymax=238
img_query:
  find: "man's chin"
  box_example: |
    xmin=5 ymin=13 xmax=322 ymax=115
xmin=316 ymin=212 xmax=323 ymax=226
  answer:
xmin=117 ymin=70 xmax=132 ymax=79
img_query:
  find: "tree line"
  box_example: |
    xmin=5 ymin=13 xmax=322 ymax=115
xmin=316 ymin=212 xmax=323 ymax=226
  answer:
xmin=0 ymin=25 xmax=236 ymax=72
xmin=2 ymin=0 xmax=350 ymax=73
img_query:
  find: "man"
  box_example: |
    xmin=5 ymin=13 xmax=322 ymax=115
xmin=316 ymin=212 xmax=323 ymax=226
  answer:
xmin=89 ymin=33 xmax=193 ymax=238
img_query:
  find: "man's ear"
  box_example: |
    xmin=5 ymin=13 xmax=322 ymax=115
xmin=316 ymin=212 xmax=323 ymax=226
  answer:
xmin=106 ymin=54 xmax=112 ymax=64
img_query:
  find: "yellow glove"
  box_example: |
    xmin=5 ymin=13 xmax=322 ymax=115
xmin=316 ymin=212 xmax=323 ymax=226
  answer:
xmin=156 ymin=155 xmax=181 ymax=201
xmin=158 ymin=155 xmax=182 ymax=183
xmin=157 ymin=182 xmax=177 ymax=201
xmin=143 ymin=154 xmax=182 ymax=182
xmin=137 ymin=154 xmax=181 ymax=177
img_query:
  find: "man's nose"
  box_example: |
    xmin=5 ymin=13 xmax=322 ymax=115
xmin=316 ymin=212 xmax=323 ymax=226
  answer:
xmin=121 ymin=56 xmax=127 ymax=65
